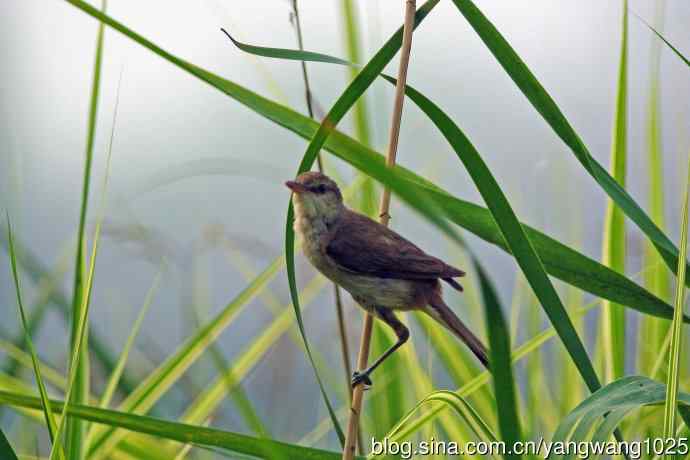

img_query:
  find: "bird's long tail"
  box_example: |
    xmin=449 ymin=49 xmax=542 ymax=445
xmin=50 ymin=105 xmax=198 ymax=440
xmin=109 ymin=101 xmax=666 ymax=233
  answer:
xmin=427 ymin=294 xmax=489 ymax=369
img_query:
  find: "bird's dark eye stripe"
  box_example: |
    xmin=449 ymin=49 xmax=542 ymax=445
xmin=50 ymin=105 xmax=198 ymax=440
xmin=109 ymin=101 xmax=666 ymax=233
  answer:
xmin=312 ymin=184 xmax=327 ymax=193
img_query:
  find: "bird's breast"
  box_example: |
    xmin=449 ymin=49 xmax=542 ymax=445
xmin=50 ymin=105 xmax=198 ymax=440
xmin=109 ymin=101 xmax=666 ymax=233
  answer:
xmin=293 ymin=203 xmax=329 ymax=266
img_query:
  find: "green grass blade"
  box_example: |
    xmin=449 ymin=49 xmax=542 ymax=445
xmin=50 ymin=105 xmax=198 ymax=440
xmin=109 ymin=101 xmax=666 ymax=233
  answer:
xmin=92 ymin=70 xmax=140 ymax=415
xmin=636 ymin=14 xmax=690 ymax=67
xmin=387 ymin=79 xmax=600 ymax=395
xmin=1 ymin=242 xmax=71 ymax=388
xmin=385 ymin=298 xmax=602 ymax=444
xmin=588 ymin=408 xmax=630 ymax=460
xmin=205 ymin=341 xmax=270 ymax=439
xmin=662 ymin=154 xmax=690 ymax=448
xmin=339 ymin=0 xmax=372 ymax=147
xmin=188 ymin=252 xmax=285 ymax=458
xmin=414 ymin=312 xmax=481 ymax=387
xmin=381 ymin=390 xmax=498 ymax=460
xmin=0 ymin=371 xmax=174 ymax=460
xmin=449 ymin=0 xmax=688 ymax=282
xmin=62 ymin=0 xmax=683 ymax=322
xmin=551 ymin=376 xmax=690 ymax=459
xmin=218 ymin=22 xmax=683 ymax=332
xmin=0 ymin=339 xmax=68 ymax=391
xmin=6 ymin=215 xmax=63 ymax=457
xmin=284 ymin=0 xmax=440 ymax=445
xmin=475 ymin=259 xmax=521 ymax=458
xmin=0 ymin=233 xmax=136 ymax=394
xmin=338 ymin=0 xmax=378 ymax=263
xmin=0 ymin=427 xmax=19 ymax=460
xmin=67 ymin=1 xmax=106 ymax=456
xmin=50 ymin=54 xmax=116 ymax=458
xmin=368 ymin=321 xmax=405 ymax=440
xmin=0 ymin=391 xmax=362 ymax=460
xmin=97 ymin=270 xmax=161 ymax=410
xmin=222 ymin=28 xmax=351 ymax=66
xmin=86 ymin=257 xmax=283 ymax=458
xmin=172 ymin=181 xmax=369 ymax=446
xmin=179 ymin=269 xmax=327 ymax=427
xmin=601 ymin=0 xmax=628 ymax=382
xmin=389 ymin=324 xmax=479 ymax=444
xmin=639 ymin=2 xmax=669 ymax=377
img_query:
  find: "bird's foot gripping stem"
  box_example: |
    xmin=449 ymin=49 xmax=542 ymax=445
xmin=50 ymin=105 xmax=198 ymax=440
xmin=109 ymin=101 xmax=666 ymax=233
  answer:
xmin=351 ymin=371 xmax=372 ymax=389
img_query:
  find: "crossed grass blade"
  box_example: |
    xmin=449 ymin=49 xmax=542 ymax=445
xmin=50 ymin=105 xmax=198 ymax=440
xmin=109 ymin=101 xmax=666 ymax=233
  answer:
xmin=600 ymin=0 xmax=629 ymax=382
xmin=6 ymin=216 xmax=65 ymax=459
xmin=65 ymin=1 xmax=107 ymax=456
xmin=63 ymin=0 xmax=679 ymax=326
xmin=0 ymin=391 xmax=362 ymax=460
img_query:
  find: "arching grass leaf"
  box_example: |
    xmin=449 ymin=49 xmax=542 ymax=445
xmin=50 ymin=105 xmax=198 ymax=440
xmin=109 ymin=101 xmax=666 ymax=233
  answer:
xmin=476 ymin=261 xmax=521 ymax=458
xmin=0 ymin=391 xmax=360 ymax=460
xmin=66 ymin=1 xmax=107 ymax=456
xmin=600 ymin=0 xmax=629 ymax=382
xmin=550 ymin=376 xmax=690 ymax=460
xmin=283 ymin=0 xmax=441 ymax=445
xmin=378 ymin=391 xmax=499 ymax=460
xmin=60 ymin=0 xmax=684 ymax=328
xmin=6 ymin=216 xmax=64 ymax=459
xmin=449 ymin=0 xmax=690 ymax=286
xmin=663 ymin=155 xmax=690 ymax=442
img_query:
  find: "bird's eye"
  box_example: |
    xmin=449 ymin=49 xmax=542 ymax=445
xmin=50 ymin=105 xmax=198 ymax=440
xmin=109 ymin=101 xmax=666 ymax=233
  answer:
xmin=314 ymin=184 xmax=327 ymax=194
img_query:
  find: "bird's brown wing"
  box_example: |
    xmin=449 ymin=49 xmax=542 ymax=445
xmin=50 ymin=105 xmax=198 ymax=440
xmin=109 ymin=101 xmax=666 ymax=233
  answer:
xmin=326 ymin=210 xmax=464 ymax=280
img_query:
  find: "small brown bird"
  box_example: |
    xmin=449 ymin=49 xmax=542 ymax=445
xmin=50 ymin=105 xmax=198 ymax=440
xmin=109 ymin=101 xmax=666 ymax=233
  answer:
xmin=286 ymin=171 xmax=489 ymax=387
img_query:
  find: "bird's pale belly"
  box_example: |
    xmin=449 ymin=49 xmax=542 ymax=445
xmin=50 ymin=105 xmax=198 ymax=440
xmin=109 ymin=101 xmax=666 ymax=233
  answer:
xmin=328 ymin=267 xmax=421 ymax=309
xmin=305 ymin=242 xmax=423 ymax=309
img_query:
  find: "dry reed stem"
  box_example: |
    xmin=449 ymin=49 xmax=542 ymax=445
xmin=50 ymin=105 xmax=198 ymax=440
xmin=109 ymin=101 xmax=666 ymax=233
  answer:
xmin=342 ymin=1 xmax=417 ymax=458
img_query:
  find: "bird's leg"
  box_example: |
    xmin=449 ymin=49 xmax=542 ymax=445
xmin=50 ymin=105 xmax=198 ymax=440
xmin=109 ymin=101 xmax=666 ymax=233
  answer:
xmin=352 ymin=307 xmax=409 ymax=389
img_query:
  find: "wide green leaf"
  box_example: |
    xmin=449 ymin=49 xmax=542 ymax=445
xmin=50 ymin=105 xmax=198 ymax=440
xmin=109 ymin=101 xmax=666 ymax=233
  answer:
xmin=220 ymin=20 xmax=689 ymax=333
xmin=601 ymin=0 xmax=629 ymax=382
xmin=222 ymin=28 xmax=351 ymax=66
xmin=66 ymin=0 xmax=106 ymax=456
xmin=476 ymin=260 xmax=521 ymax=458
xmin=283 ymin=0 xmax=441 ymax=444
xmin=663 ymin=155 xmax=690 ymax=443
xmin=97 ymin=271 xmax=161 ymax=411
xmin=51 ymin=66 xmax=115 ymax=459
xmin=376 ymin=390 xmax=499 ymax=460
xmin=0 ymin=371 xmax=171 ymax=460
xmin=385 ymin=299 xmax=602 ymax=444
xmin=551 ymin=376 xmax=690 ymax=460
xmin=449 ymin=0 xmax=689 ymax=286
xmin=87 ymin=256 xmax=283 ymax=458
xmin=0 ymin=427 xmax=18 ymax=460
xmin=638 ymin=3 xmax=670 ymax=377
xmin=0 ymin=391 xmax=360 ymax=460
xmin=6 ymin=216 xmax=63 ymax=459
xmin=0 ymin=232 xmax=135 ymax=394
xmin=60 ymin=0 xmax=684 ymax=328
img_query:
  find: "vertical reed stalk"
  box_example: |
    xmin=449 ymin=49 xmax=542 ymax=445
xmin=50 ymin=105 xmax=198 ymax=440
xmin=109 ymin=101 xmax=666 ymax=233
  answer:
xmin=343 ymin=2 xmax=417 ymax=458
xmin=67 ymin=1 xmax=106 ymax=456
xmin=640 ymin=0 xmax=669 ymax=376
xmin=662 ymin=152 xmax=690 ymax=456
xmin=600 ymin=0 xmax=628 ymax=382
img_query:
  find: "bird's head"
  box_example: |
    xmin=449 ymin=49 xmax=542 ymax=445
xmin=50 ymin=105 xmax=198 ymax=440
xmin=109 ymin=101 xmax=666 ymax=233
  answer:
xmin=286 ymin=172 xmax=344 ymax=224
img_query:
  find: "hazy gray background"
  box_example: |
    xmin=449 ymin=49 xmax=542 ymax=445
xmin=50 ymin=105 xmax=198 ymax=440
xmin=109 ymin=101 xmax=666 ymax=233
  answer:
xmin=1 ymin=0 xmax=690 ymax=449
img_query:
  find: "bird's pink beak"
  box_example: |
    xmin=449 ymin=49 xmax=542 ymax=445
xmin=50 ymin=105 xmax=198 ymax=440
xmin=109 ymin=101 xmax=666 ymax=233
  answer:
xmin=285 ymin=180 xmax=307 ymax=193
